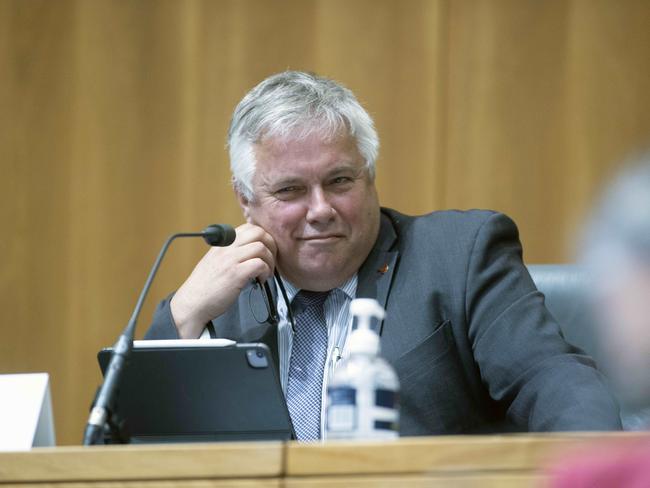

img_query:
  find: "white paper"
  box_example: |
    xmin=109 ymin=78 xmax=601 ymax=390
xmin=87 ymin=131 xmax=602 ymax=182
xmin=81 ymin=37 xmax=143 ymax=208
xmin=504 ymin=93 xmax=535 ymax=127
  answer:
xmin=0 ymin=373 xmax=56 ymax=451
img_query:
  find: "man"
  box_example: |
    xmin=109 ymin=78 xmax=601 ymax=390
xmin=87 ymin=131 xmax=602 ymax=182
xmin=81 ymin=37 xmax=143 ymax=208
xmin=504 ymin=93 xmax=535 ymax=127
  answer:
xmin=548 ymin=159 xmax=650 ymax=486
xmin=145 ymin=71 xmax=621 ymax=439
xmin=581 ymin=160 xmax=650 ymax=420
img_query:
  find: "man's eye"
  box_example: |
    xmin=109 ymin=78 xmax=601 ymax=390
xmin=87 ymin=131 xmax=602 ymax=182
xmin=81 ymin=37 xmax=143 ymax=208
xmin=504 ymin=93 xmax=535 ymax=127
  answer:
xmin=331 ymin=177 xmax=353 ymax=185
xmin=328 ymin=176 xmax=355 ymax=189
xmin=274 ymin=186 xmax=303 ymax=199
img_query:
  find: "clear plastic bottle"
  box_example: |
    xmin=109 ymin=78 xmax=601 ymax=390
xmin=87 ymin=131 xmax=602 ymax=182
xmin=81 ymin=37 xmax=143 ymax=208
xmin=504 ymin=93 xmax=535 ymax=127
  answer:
xmin=325 ymin=298 xmax=400 ymax=440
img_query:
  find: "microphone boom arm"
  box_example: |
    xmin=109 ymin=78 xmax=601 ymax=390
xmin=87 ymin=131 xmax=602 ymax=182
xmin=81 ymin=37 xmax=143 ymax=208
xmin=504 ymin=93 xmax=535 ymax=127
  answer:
xmin=82 ymin=226 xmax=234 ymax=446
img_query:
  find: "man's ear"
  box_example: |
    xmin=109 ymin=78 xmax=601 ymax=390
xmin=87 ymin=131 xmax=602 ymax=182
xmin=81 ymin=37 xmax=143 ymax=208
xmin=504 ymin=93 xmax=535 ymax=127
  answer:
xmin=236 ymin=190 xmax=252 ymax=223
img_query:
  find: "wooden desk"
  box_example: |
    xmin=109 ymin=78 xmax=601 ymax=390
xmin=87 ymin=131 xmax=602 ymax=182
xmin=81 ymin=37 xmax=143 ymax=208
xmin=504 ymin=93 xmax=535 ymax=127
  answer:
xmin=0 ymin=434 xmax=647 ymax=487
xmin=286 ymin=433 xmax=649 ymax=487
xmin=0 ymin=442 xmax=283 ymax=487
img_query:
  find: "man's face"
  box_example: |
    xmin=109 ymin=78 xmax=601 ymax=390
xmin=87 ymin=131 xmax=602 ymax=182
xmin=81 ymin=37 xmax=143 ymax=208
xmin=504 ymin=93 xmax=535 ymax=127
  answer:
xmin=238 ymin=132 xmax=380 ymax=291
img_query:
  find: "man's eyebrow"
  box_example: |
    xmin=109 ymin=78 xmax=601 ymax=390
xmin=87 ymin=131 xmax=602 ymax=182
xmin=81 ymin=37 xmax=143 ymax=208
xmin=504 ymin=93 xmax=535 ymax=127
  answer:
xmin=260 ymin=161 xmax=364 ymax=188
xmin=326 ymin=163 xmax=365 ymax=176
xmin=263 ymin=177 xmax=303 ymax=189
xmin=327 ymin=160 xmax=364 ymax=171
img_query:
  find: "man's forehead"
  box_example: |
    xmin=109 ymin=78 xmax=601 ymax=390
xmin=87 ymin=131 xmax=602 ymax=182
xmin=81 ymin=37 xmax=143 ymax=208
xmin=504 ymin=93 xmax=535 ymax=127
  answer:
xmin=254 ymin=133 xmax=363 ymax=173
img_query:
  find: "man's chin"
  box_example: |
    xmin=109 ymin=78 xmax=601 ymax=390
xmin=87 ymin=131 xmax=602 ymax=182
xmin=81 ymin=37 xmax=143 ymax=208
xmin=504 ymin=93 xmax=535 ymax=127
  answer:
xmin=282 ymin=263 xmax=351 ymax=291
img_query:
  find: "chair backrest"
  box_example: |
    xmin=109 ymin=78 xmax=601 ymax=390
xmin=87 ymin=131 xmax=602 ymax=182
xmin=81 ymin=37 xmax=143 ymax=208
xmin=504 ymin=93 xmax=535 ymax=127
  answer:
xmin=526 ymin=264 xmax=602 ymax=366
xmin=527 ymin=264 xmax=650 ymax=430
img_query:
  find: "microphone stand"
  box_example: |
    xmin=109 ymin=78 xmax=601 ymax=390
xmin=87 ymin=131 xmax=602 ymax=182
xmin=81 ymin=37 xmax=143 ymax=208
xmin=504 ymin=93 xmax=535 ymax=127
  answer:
xmin=83 ymin=225 xmax=234 ymax=445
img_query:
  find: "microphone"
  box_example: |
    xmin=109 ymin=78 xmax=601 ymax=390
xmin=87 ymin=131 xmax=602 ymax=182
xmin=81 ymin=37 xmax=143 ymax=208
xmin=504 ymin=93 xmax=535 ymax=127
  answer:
xmin=82 ymin=224 xmax=236 ymax=445
xmin=202 ymin=223 xmax=237 ymax=246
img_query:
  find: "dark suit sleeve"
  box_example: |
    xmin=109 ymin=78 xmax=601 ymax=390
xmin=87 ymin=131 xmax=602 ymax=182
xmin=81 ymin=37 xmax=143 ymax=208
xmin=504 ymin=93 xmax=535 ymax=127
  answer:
xmin=466 ymin=212 xmax=621 ymax=431
xmin=143 ymin=295 xmax=181 ymax=339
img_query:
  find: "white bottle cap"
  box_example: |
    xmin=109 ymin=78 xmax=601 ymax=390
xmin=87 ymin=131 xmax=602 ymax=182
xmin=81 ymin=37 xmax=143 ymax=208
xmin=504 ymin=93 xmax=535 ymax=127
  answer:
xmin=348 ymin=298 xmax=384 ymax=355
xmin=350 ymin=298 xmax=385 ymax=320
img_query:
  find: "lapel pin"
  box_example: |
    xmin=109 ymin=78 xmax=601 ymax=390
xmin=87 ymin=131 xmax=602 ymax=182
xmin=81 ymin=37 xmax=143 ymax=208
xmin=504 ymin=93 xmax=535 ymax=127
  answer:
xmin=378 ymin=263 xmax=389 ymax=274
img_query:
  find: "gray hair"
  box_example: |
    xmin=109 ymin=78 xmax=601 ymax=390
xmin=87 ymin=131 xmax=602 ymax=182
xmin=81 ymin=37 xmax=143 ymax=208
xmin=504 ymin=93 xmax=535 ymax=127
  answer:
xmin=227 ymin=71 xmax=379 ymax=200
xmin=582 ymin=155 xmax=650 ymax=279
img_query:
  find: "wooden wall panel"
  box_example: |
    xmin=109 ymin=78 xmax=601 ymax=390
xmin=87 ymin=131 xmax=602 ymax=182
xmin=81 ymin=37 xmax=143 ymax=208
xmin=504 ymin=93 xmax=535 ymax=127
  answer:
xmin=2 ymin=0 xmax=650 ymax=444
xmin=444 ymin=0 xmax=650 ymax=260
xmin=0 ymin=0 xmax=78 ymax=440
xmin=445 ymin=0 xmax=572 ymax=260
xmin=564 ymin=0 xmax=650 ymax=246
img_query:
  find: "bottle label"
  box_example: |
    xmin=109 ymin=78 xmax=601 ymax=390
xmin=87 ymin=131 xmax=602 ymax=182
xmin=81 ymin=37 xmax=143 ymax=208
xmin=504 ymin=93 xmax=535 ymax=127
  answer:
xmin=326 ymin=386 xmax=356 ymax=432
xmin=374 ymin=420 xmax=396 ymax=431
xmin=375 ymin=388 xmax=397 ymax=409
xmin=326 ymin=386 xmax=399 ymax=438
xmin=372 ymin=388 xmax=399 ymax=433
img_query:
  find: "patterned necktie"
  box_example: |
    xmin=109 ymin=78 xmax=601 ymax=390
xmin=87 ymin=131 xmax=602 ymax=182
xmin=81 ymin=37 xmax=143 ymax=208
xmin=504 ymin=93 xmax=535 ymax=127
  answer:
xmin=286 ymin=290 xmax=330 ymax=441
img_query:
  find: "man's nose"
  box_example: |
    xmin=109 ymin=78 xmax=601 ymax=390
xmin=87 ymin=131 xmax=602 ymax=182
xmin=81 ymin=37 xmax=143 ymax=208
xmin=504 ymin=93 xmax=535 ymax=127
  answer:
xmin=305 ymin=187 xmax=335 ymax=223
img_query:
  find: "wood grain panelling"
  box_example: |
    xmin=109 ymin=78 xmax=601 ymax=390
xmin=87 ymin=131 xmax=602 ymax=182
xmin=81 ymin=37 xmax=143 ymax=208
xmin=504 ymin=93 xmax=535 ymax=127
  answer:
xmin=564 ymin=0 xmax=650 ymax=246
xmin=0 ymin=0 xmax=77 ymax=441
xmin=445 ymin=1 xmax=572 ymax=260
xmin=1 ymin=0 xmax=650 ymax=444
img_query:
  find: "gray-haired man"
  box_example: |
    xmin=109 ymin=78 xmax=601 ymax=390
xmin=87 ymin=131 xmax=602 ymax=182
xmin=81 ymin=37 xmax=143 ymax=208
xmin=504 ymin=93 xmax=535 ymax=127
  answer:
xmin=146 ymin=71 xmax=621 ymax=439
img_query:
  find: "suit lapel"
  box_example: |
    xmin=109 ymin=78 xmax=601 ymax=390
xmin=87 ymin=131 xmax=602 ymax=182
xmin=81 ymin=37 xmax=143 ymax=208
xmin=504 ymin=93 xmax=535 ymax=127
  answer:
xmin=356 ymin=210 xmax=399 ymax=335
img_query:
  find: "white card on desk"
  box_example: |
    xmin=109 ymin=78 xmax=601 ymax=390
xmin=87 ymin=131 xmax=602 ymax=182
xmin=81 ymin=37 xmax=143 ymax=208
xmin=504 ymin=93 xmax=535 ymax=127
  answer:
xmin=0 ymin=373 xmax=56 ymax=451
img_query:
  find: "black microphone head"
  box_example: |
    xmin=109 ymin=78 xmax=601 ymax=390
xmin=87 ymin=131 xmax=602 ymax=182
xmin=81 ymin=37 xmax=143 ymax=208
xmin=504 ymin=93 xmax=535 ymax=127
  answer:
xmin=202 ymin=224 xmax=236 ymax=247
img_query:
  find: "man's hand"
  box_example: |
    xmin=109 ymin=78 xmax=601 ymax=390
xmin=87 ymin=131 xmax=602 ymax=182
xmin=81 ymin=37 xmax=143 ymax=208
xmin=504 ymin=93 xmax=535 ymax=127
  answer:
xmin=170 ymin=223 xmax=277 ymax=338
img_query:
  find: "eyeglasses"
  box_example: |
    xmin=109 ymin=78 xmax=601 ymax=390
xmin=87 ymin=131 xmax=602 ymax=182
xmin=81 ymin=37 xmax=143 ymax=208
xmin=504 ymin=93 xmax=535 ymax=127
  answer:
xmin=250 ymin=278 xmax=279 ymax=325
xmin=248 ymin=271 xmax=296 ymax=332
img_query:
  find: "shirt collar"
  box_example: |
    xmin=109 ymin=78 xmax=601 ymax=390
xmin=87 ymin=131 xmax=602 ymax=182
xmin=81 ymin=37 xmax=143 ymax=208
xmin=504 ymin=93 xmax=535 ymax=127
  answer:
xmin=275 ymin=274 xmax=358 ymax=315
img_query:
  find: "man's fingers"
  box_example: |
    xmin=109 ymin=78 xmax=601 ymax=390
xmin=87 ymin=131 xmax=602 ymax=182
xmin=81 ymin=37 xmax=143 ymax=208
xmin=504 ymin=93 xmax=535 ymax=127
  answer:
xmin=169 ymin=224 xmax=277 ymax=336
xmin=234 ymin=223 xmax=277 ymax=258
xmin=232 ymin=241 xmax=276 ymax=276
xmin=198 ymin=233 xmax=275 ymax=286
xmin=238 ymin=257 xmax=274 ymax=283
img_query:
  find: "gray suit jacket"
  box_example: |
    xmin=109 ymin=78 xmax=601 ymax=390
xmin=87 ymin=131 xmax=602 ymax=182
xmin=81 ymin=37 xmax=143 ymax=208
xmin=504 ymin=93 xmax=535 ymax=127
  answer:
xmin=145 ymin=208 xmax=622 ymax=435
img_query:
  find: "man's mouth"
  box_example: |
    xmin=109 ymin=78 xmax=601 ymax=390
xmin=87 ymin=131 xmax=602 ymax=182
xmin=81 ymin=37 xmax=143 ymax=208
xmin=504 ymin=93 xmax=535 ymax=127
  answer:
xmin=300 ymin=235 xmax=343 ymax=242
